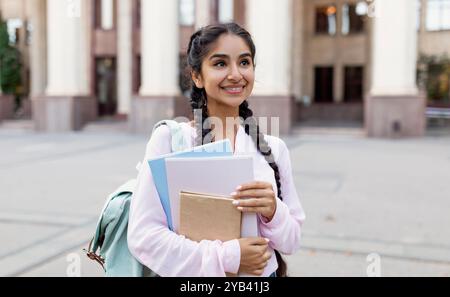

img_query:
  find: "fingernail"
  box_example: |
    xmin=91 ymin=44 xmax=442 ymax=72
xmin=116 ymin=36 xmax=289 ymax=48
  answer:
xmin=230 ymin=192 xmax=237 ymax=196
xmin=232 ymin=200 xmax=239 ymax=206
xmin=236 ymin=185 xmax=242 ymax=190
xmin=264 ymin=238 xmax=270 ymax=242
xmin=237 ymin=207 xmax=243 ymax=211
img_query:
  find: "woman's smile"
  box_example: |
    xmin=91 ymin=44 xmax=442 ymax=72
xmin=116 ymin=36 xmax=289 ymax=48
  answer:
xmin=221 ymin=85 xmax=246 ymax=95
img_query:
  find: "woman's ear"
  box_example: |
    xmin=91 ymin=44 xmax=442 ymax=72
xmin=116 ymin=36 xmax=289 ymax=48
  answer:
xmin=191 ymin=71 xmax=204 ymax=89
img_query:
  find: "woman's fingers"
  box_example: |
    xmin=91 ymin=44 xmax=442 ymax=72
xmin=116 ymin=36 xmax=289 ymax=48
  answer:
xmin=263 ymin=251 xmax=272 ymax=262
xmin=232 ymin=198 xmax=267 ymax=207
xmin=252 ymin=269 xmax=265 ymax=276
xmin=231 ymin=189 xmax=273 ymax=199
xmin=236 ymin=181 xmax=272 ymax=191
xmin=255 ymin=262 xmax=268 ymax=270
xmin=237 ymin=206 xmax=267 ymax=213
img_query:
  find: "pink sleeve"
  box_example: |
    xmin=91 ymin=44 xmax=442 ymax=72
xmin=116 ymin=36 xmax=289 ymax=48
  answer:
xmin=127 ymin=126 xmax=241 ymax=276
xmin=258 ymin=139 xmax=306 ymax=255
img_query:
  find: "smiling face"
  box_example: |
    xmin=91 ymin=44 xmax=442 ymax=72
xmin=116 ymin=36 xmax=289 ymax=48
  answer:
xmin=191 ymin=33 xmax=255 ymax=111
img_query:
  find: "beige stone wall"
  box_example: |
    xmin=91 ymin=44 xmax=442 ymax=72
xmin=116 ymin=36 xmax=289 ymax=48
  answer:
xmin=419 ymin=31 xmax=450 ymax=57
xmin=291 ymin=0 xmax=305 ymax=102
xmin=296 ymin=0 xmax=370 ymax=104
xmin=1 ymin=0 xmax=448 ymax=121
xmin=295 ymin=0 xmax=450 ymax=105
xmin=418 ymin=0 xmax=450 ymax=57
xmin=0 ymin=0 xmax=26 ymax=19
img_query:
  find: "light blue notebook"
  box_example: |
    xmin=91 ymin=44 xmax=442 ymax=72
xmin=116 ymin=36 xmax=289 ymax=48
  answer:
xmin=147 ymin=140 xmax=233 ymax=231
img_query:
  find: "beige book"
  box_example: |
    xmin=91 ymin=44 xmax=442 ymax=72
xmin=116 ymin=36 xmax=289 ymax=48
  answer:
xmin=179 ymin=191 xmax=242 ymax=242
xmin=179 ymin=191 xmax=242 ymax=277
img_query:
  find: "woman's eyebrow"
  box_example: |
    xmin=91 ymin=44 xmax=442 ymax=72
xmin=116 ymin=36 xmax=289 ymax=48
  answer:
xmin=209 ymin=53 xmax=252 ymax=60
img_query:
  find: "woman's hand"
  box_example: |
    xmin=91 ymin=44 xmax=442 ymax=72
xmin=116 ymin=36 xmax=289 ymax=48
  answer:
xmin=231 ymin=181 xmax=277 ymax=222
xmin=237 ymin=237 xmax=272 ymax=276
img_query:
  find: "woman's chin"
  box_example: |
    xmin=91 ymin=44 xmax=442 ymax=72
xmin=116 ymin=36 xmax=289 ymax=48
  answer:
xmin=228 ymin=98 xmax=247 ymax=108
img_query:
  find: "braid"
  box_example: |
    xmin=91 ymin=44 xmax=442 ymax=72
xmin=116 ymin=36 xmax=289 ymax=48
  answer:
xmin=239 ymin=101 xmax=282 ymax=199
xmin=190 ymin=86 xmax=211 ymax=146
xmin=187 ymin=31 xmax=202 ymax=63
xmin=239 ymin=100 xmax=287 ymax=277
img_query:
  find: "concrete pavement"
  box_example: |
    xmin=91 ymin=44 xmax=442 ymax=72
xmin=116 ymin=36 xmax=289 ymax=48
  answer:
xmin=1 ymin=120 xmax=450 ymax=277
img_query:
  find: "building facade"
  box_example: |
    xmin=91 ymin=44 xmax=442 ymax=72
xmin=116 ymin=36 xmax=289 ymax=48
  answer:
xmin=0 ymin=0 xmax=449 ymax=136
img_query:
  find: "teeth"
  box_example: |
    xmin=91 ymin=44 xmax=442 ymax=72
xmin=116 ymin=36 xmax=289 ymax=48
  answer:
xmin=224 ymin=87 xmax=243 ymax=92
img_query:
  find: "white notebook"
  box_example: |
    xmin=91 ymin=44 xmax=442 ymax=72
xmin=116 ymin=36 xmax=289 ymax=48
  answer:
xmin=165 ymin=156 xmax=258 ymax=239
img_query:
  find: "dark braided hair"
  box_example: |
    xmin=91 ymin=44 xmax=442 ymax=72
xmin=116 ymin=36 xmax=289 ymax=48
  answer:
xmin=187 ymin=23 xmax=287 ymax=277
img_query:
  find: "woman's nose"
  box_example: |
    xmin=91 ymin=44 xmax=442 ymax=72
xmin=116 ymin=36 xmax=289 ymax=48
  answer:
xmin=227 ymin=65 xmax=243 ymax=81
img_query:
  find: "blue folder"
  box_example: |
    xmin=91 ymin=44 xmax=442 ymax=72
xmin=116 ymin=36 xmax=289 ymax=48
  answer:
xmin=148 ymin=140 xmax=233 ymax=231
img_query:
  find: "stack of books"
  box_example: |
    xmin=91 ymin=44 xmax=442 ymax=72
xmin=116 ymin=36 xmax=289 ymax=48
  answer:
xmin=147 ymin=139 xmax=258 ymax=277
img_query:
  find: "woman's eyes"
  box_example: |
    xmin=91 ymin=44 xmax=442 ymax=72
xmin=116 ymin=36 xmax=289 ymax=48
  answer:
xmin=213 ymin=60 xmax=251 ymax=67
xmin=214 ymin=61 xmax=226 ymax=67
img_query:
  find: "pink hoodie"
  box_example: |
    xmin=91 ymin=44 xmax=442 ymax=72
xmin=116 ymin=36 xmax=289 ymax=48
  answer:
xmin=128 ymin=122 xmax=306 ymax=276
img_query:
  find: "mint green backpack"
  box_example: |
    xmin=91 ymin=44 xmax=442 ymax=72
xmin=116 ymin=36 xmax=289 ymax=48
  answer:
xmin=84 ymin=120 xmax=188 ymax=277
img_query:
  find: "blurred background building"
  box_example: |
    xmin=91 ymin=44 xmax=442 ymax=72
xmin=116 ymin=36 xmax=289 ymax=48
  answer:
xmin=0 ymin=0 xmax=449 ymax=136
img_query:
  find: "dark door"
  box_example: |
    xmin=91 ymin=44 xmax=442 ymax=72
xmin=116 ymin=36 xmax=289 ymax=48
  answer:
xmin=314 ymin=66 xmax=334 ymax=103
xmin=95 ymin=58 xmax=117 ymax=116
xmin=344 ymin=66 xmax=363 ymax=102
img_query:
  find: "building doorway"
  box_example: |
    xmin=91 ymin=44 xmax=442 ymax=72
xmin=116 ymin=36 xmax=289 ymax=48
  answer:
xmin=95 ymin=58 xmax=117 ymax=116
xmin=344 ymin=66 xmax=363 ymax=102
xmin=314 ymin=66 xmax=334 ymax=103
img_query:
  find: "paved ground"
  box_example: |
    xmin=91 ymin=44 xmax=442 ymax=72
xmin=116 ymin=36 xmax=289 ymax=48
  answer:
xmin=1 ymin=119 xmax=450 ymax=277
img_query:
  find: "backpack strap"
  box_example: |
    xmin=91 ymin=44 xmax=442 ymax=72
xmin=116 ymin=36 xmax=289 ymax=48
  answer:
xmin=85 ymin=179 xmax=137 ymax=268
xmin=152 ymin=119 xmax=189 ymax=153
xmin=135 ymin=120 xmax=190 ymax=172
xmin=85 ymin=121 xmax=189 ymax=272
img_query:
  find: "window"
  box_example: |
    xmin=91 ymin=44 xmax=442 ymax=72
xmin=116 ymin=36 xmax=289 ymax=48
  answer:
xmin=133 ymin=55 xmax=141 ymax=94
xmin=218 ymin=0 xmax=234 ymax=23
xmin=344 ymin=66 xmax=364 ymax=102
xmin=342 ymin=3 xmax=364 ymax=35
xmin=179 ymin=0 xmax=195 ymax=26
xmin=6 ymin=19 xmax=22 ymax=45
xmin=314 ymin=67 xmax=334 ymax=103
xmin=315 ymin=5 xmax=337 ymax=35
xmin=94 ymin=0 xmax=116 ymax=30
xmin=101 ymin=0 xmax=114 ymax=30
xmin=426 ymin=0 xmax=450 ymax=31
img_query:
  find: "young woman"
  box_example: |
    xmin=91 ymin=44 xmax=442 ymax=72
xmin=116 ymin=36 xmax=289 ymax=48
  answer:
xmin=128 ymin=23 xmax=305 ymax=277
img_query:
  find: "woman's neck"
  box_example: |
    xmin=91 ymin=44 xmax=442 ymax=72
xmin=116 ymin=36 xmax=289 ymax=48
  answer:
xmin=206 ymin=101 xmax=240 ymax=147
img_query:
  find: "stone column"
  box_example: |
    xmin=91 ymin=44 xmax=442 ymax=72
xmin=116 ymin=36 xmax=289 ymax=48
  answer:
xmin=291 ymin=0 xmax=305 ymax=104
xmin=195 ymin=0 xmax=211 ymax=29
xmin=131 ymin=0 xmax=180 ymax=134
xmin=32 ymin=0 xmax=96 ymax=132
xmin=46 ymin=0 xmax=89 ymax=95
xmin=365 ymin=0 xmax=425 ymax=138
xmin=29 ymin=0 xmax=47 ymax=97
xmin=117 ymin=0 xmax=132 ymax=116
xmin=246 ymin=0 xmax=293 ymax=135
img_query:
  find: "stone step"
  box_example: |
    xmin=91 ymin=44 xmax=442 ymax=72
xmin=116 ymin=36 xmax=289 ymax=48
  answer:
xmin=0 ymin=119 xmax=35 ymax=130
xmin=82 ymin=119 xmax=130 ymax=133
